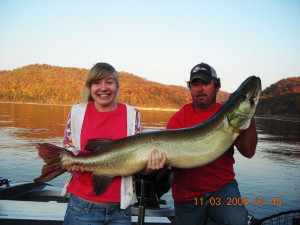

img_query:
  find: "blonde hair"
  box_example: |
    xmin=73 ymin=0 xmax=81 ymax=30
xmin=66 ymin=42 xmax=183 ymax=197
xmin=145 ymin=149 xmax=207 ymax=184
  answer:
xmin=81 ymin=63 xmax=120 ymax=102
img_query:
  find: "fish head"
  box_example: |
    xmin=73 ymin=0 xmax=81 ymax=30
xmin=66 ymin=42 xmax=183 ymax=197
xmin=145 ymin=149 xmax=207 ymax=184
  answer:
xmin=226 ymin=76 xmax=261 ymax=133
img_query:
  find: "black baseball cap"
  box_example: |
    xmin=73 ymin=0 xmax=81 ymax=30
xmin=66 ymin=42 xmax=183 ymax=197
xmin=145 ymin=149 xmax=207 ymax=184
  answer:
xmin=190 ymin=62 xmax=217 ymax=83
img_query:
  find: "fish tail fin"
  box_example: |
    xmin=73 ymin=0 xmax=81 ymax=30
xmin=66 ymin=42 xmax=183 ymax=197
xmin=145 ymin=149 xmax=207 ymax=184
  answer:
xmin=34 ymin=143 xmax=66 ymax=183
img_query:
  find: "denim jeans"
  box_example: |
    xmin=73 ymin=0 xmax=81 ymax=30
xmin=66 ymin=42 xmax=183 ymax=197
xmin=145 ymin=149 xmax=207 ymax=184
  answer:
xmin=174 ymin=180 xmax=249 ymax=225
xmin=63 ymin=194 xmax=131 ymax=225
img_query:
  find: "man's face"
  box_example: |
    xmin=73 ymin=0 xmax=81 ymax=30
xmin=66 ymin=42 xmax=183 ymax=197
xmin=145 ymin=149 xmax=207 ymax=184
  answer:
xmin=190 ymin=79 xmax=219 ymax=110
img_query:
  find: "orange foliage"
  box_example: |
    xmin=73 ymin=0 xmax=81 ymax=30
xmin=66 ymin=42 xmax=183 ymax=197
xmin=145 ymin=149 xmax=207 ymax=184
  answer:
xmin=0 ymin=64 xmax=230 ymax=108
xmin=262 ymin=77 xmax=300 ymax=97
xmin=256 ymin=77 xmax=300 ymax=114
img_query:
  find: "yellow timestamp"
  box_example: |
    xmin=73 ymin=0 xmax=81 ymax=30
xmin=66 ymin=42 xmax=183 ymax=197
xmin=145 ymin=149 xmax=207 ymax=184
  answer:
xmin=194 ymin=197 xmax=282 ymax=206
xmin=253 ymin=197 xmax=282 ymax=206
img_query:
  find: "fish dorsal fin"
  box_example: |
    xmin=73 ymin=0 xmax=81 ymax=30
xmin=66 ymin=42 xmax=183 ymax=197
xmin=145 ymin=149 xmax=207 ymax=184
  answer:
xmin=84 ymin=138 xmax=115 ymax=152
xmin=92 ymin=175 xmax=114 ymax=195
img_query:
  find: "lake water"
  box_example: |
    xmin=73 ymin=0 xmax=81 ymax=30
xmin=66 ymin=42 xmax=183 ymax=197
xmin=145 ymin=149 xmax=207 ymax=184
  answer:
xmin=0 ymin=102 xmax=299 ymax=220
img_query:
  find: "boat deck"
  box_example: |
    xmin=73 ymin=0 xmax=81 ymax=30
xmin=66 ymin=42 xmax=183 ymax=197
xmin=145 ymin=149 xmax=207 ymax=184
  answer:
xmin=0 ymin=180 xmax=218 ymax=225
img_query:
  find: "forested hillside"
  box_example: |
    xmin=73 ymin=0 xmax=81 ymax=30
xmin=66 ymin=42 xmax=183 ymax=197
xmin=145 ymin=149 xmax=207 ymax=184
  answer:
xmin=256 ymin=77 xmax=300 ymax=114
xmin=0 ymin=64 xmax=230 ymax=109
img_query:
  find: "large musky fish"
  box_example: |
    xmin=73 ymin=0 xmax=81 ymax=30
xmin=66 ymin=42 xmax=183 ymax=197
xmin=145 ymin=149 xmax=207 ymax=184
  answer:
xmin=34 ymin=76 xmax=261 ymax=195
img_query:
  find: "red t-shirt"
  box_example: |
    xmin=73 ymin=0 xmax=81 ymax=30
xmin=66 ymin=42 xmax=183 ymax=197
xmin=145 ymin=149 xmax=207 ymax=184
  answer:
xmin=67 ymin=102 xmax=127 ymax=202
xmin=166 ymin=103 xmax=235 ymax=202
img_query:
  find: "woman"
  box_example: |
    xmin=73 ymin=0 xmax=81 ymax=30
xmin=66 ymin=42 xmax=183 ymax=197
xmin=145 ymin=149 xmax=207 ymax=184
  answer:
xmin=63 ymin=63 xmax=166 ymax=225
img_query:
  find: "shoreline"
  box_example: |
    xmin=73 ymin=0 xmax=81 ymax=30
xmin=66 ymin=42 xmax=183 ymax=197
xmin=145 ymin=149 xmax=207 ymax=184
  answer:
xmin=255 ymin=114 xmax=300 ymax=122
xmin=0 ymin=101 xmax=179 ymax=112
xmin=1 ymin=101 xmax=299 ymax=115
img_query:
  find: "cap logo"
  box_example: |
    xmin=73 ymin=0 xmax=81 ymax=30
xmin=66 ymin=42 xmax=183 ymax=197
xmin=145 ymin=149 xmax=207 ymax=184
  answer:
xmin=192 ymin=66 xmax=208 ymax=73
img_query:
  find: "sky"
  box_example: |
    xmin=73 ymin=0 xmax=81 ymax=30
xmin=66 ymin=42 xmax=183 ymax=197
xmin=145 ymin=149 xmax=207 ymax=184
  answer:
xmin=0 ymin=0 xmax=299 ymax=93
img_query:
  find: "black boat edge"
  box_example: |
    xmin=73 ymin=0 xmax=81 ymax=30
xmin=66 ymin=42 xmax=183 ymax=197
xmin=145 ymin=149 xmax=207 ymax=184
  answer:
xmin=0 ymin=177 xmax=176 ymax=225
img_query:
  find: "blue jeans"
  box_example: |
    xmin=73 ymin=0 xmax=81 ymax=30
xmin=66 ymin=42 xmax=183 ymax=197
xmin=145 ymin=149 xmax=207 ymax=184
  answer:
xmin=174 ymin=180 xmax=249 ymax=225
xmin=63 ymin=194 xmax=131 ymax=225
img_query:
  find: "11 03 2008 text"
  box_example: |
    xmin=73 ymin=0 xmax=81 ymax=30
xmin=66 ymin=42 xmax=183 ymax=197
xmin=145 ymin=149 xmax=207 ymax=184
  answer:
xmin=194 ymin=197 xmax=282 ymax=206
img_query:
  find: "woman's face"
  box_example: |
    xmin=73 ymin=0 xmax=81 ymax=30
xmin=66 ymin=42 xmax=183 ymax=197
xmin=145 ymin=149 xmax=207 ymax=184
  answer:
xmin=90 ymin=73 xmax=118 ymax=112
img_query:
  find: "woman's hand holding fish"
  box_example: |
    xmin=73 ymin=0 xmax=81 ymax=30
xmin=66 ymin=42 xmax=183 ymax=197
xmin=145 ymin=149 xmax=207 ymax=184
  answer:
xmin=67 ymin=149 xmax=84 ymax=173
xmin=143 ymin=149 xmax=167 ymax=175
xmin=71 ymin=149 xmax=80 ymax=156
xmin=67 ymin=165 xmax=82 ymax=173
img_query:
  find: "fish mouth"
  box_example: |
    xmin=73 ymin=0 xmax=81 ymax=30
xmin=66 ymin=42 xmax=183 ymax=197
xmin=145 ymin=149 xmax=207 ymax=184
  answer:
xmin=226 ymin=90 xmax=260 ymax=133
xmin=236 ymin=112 xmax=252 ymax=129
xmin=226 ymin=112 xmax=251 ymax=133
xmin=237 ymin=112 xmax=248 ymax=119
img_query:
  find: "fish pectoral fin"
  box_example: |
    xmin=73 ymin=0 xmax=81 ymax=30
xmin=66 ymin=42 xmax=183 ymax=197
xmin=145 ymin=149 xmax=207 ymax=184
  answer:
xmin=85 ymin=138 xmax=115 ymax=152
xmin=92 ymin=175 xmax=114 ymax=195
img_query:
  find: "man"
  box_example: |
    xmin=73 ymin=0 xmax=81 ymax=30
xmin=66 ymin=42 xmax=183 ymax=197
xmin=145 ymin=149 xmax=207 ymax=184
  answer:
xmin=166 ymin=62 xmax=257 ymax=225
